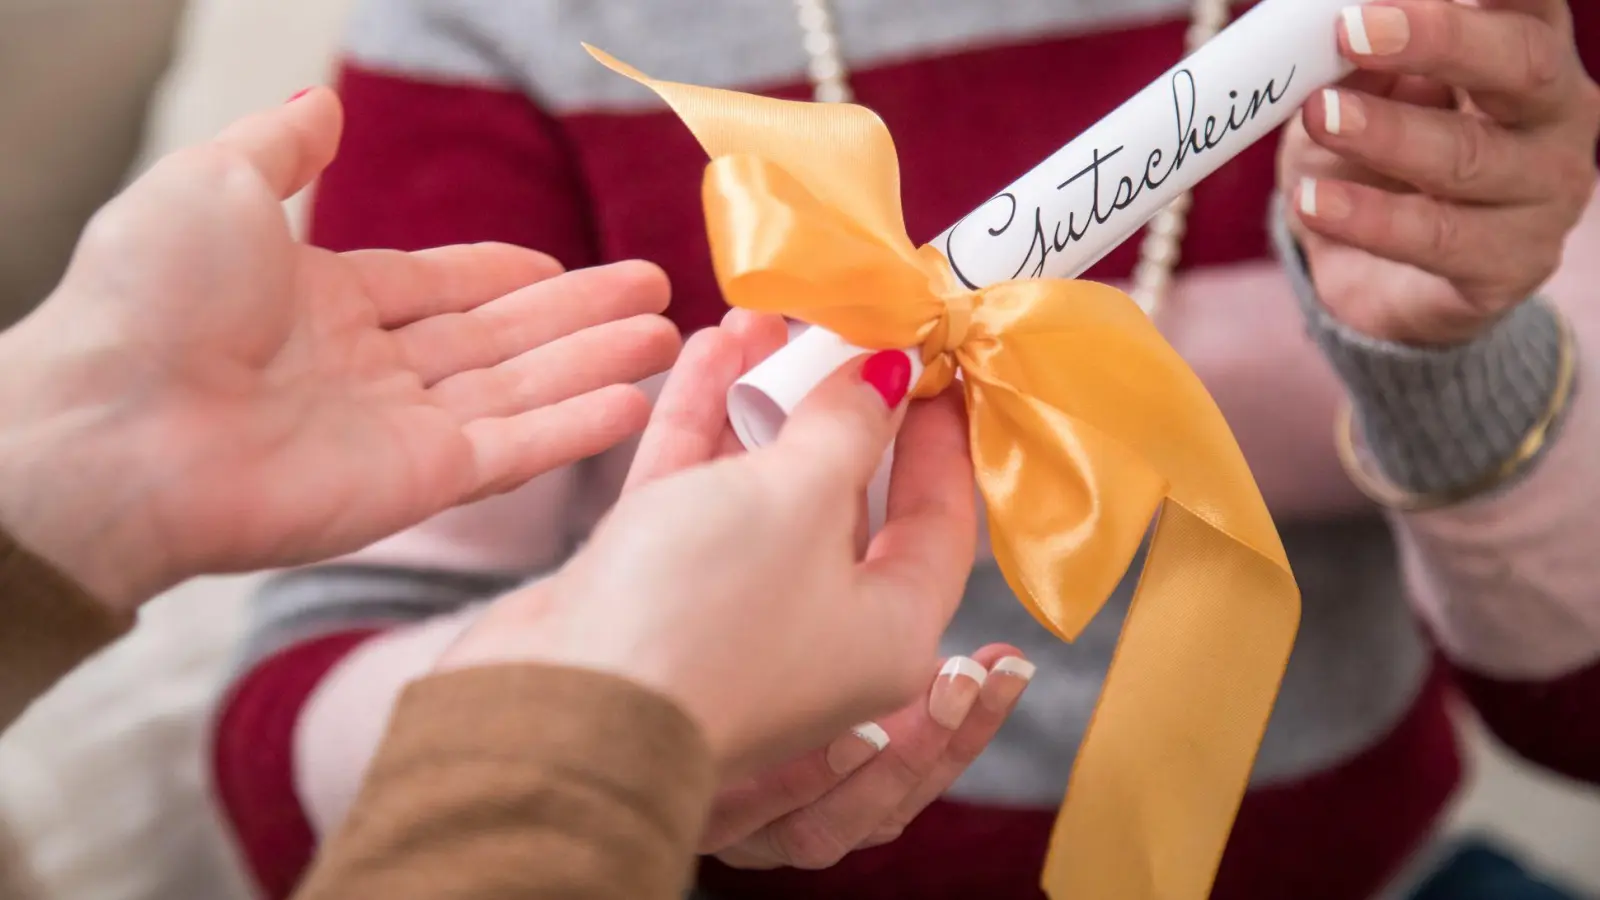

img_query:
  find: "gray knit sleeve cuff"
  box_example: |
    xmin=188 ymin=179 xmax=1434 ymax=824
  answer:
xmin=1269 ymin=195 xmax=1570 ymax=496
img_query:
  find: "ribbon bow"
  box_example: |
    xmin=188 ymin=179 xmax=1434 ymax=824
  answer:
xmin=590 ymin=47 xmax=1301 ymax=900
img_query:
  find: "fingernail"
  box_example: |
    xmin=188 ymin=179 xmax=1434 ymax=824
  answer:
xmin=827 ymin=723 xmax=889 ymax=775
xmin=929 ymin=657 xmax=986 ymax=730
xmin=861 ymin=350 xmax=912 ymax=409
xmin=287 ymin=88 xmax=313 ymax=103
xmin=1298 ymin=177 xmax=1352 ymax=221
xmin=1343 ymin=6 xmax=1408 ymax=56
xmin=1322 ymin=89 xmax=1366 ymax=136
xmin=981 ymin=656 xmax=1036 ymax=713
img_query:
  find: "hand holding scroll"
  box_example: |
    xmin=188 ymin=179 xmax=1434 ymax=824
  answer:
xmin=0 ymin=88 xmax=680 ymax=615
xmin=442 ymin=311 xmax=987 ymax=776
xmin=1285 ymin=0 xmax=1600 ymax=345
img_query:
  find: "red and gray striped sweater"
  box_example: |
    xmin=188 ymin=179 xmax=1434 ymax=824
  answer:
xmin=212 ymin=3 xmax=1600 ymax=899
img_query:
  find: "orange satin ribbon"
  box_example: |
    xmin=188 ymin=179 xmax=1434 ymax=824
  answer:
xmin=589 ymin=46 xmax=1301 ymax=900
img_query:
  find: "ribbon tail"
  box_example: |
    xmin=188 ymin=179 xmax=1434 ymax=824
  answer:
xmin=1043 ymin=501 xmax=1298 ymax=900
xmin=958 ymin=279 xmax=1300 ymax=900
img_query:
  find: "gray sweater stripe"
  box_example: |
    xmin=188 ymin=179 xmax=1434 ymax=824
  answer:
xmin=343 ymin=0 xmax=1200 ymax=109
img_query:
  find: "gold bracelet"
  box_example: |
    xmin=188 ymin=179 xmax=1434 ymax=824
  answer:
xmin=1334 ymin=308 xmax=1577 ymax=512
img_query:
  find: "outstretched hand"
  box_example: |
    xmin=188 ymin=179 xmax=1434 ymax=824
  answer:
xmin=0 ymin=88 xmax=680 ymax=611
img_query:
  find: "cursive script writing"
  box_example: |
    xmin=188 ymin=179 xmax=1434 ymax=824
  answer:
xmin=944 ymin=64 xmax=1296 ymax=290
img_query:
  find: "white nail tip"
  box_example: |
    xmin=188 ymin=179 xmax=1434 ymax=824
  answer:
xmin=991 ymin=657 xmax=1038 ymax=681
xmin=1343 ymin=7 xmax=1373 ymax=55
xmin=1299 ymin=178 xmax=1319 ymax=217
xmin=850 ymin=722 xmax=891 ymax=751
xmin=940 ymin=656 xmax=988 ymax=686
xmin=1323 ymin=89 xmax=1342 ymax=135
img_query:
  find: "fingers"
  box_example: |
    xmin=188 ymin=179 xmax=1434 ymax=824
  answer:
xmin=861 ymin=651 xmax=1035 ymax=848
xmin=1478 ymin=0 xmax=1573 ymax=38
xmin=721 ymin=308 xmax=792 ymax=370
xmin=211 ymin=87 xmax=344 ymax=200
xmin=702 ymin=722 xmax=890 ymax=854
xmin=624 ymin=326 xmax=747 ymax=491
xmin=347 ymin=244 xmax=565 ymax=329
xmin=1339 ymin=2 xmax=1577 ymax=125
xmin=395 ymin=260 xmax=672 ymax=385
xmin=1304 ymin=87 xmax=1560 ymax=203
xmin=1293 ymin=176 xmax=1562 ymax=294
xmin=858 ymin=387 xmax=976 ymax=647
xmin=727 ymin=647 xmax=1011 ymax=870
xmin=430 ymin=314 xmax=680 ymax=421
xmin=769 ymin=349 xmax=914 ymax=503
xmin=462 ymin=384 xmax=652 ymax=499
xmin=624 ymin=309 xmax=791 ymax=491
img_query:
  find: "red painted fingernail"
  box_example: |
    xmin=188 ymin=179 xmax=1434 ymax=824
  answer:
xmin=287 ymin=88 xmax=313 ymax=103
xmin=861 ymin=351 xmax=911 ymax=408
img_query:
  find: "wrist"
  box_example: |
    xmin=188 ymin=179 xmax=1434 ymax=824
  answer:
xmin=1270 ymin=200 xmax=1574 ymax=497
xmin=0 ymin=316 xmax=174 ymax=615
xmin=436 ymin=577 xmax=740 ymax=767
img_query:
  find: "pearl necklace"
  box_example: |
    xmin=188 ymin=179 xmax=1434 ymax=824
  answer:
xmin=792 ymin=0 xmax=1232 ymax=316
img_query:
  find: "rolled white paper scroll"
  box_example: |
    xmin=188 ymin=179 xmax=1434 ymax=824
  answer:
xmin=726 ymin=0 xmax=1370 ymax=450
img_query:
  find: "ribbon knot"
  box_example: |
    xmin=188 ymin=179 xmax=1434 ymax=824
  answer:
xmin=914 ymin=285 xmax=974 ymax=396
xmin=588 ymin=45 xmax=1301 ymax=900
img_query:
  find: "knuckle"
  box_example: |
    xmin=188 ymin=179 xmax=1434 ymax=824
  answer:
xmin=1448 ymin=116 xmax=1493 ymax=191
xmin=1515 ymin=19 xmax=1563 ymax=95
xmin=1422 ymin=205 xmax=1464 ymax=263
xmin=770 ymin=814 xmax=852 ymax=870
xmin=1435 ymin=5 xmax=1465 ymax=61
xmin=943 ymin=735 xmax=985 ymax=769
xmin=772 ymin=762 xmax=827 ymax=811
xmin=875 ymin=738 xmax=942 ymax=790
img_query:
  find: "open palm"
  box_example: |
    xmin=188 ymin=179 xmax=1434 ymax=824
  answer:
xmin=4 ymin=89 xmax=679 ymax=606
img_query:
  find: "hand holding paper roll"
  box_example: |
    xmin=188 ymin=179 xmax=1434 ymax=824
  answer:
xmin=446 ymin=315 xmax=985 ymax=777
xmin=1286 ymin=1 xmax=1599 ymax=347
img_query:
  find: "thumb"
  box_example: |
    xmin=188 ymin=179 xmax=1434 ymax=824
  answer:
xmin=769 ymin=349 xmax=914 ymax=497
xmin=211 ymin=86 xmax=345 ymax=201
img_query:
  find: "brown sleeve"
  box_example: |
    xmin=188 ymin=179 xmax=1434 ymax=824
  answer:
xmin=292 ymin=665 xmax=717 ymax=900
xmin=0 ymin=530 xmax=130 ymax=731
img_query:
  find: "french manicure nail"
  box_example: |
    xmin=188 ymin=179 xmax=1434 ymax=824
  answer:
xmin=929 ymin=657 xmax=986 ymax=730
xmin=861 ymin=350 xmax=912 ymax=409
xmin=981 ymin=656 xmax=1037 ymax=713
xmin=1343 ymin=6 xmax=1408 ymax=56
xmin=827 ymin=723 xmax=889 ymax=775
xmin=1321 ymin=89 xmax=1365 ymax=136
xmin=1298 ymin=177 xmax=1352 ymax=221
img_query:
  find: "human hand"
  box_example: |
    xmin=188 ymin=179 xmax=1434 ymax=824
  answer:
xmin=621 ymin=311 xmax=1033 ymax=869
xmin=439 ymin=310 xmax=981 ymax=776
xmin=703 ymin=644 xmax=1033 ymax=870
xmin=0 ymin=89 xmax=680 ymax=613
xmin=1282 ymin=0 xmax=1599 ymax=345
